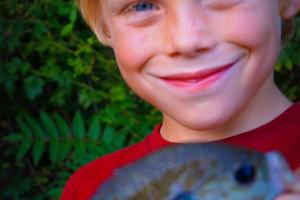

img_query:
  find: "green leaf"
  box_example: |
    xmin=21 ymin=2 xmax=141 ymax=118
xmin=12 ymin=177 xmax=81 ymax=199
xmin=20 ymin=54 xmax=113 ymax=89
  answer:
xmin=19 ymin=62 xmax=31 ymax=76
xmin=102 ymin=126 xmax=114 ymax=144
xmin=50 ymin=89 xmax=68 ymax=106
xmin=109 ymin=86 xmax=127 ymax=102
xmin=16 ymin=139 xmax=32 ymax=161
xmin=58 ymin=139 xmax=72 ymax=162
xmin=74 ymin=139 xmax=85 ymax=158
xmin=88 ymin=144 xmax=102 ymax=155
xmin=24 ymin=75 xmax=45 ymax=101
xmin=69 ymin=8 xmax=77 ymax=22
xmin=3 ymin=134 xmax=23 ymax=143
xmin=72 ymin=111 xmax=85 ymax=139
xmin=61 ymin=23 xmax=73 ymax=36
xmin=274 ymin=62 xmax=282 ymax=72
xmin=54 ymin=113 xmax=73 ymax=163
xmin=47 ymin=187 xmax=63 ymax=200
xmin=49 ymin=139 xmax=60 ymax=165
xmin=33 ymin=139 xmax=45 ymax=166
xmin=40 ymin=111 xmax=59 ymax=138
xmin=54 ymin=113 xmax=71 ymax=137
xmin=33 ymin=22 xmax=48 ymax=39
xmin=78 ymin=88 xmax=102 ymax=109
xmin=7 ymin=57 xmax=22 ymax=75
xmin=285 ymin=58 xmax=294 ymax=70
xmin=112 ymin=132 xmax=126 ymax=149
xmin=88 ymin=116 xmax=101 ymax=141
xmin=23 ymin=114 xmax=45 ymax=138
xmin=16 ymin=116 xmax=32 ymax=138
xmin=5 ymin=80 xmax=15 ymax=96
xmin=7 ymin=34 xmax=20 ymax=52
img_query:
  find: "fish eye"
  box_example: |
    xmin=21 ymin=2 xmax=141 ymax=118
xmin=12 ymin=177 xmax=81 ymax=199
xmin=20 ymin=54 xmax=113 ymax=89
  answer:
xmin=234 ymin=163 xmax=256 ymax=185
xmin=172 ymin=191 xmax=194 ymax=200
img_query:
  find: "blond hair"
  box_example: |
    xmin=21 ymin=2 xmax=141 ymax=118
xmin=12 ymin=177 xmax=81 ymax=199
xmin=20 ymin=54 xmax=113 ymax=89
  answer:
xmin=76 ymin=0 xmax=293 ymax=42
xmin=76 ymin=0 xmax=101 ymax=33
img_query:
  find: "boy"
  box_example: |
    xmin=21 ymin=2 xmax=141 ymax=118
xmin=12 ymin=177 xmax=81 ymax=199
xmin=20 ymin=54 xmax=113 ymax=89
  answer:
xmin=61 ymin=0 xmax=300 ymax=199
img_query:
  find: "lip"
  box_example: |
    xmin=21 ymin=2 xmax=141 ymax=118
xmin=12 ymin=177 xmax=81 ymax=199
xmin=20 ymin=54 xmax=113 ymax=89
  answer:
xmin=158 ymin=59 xmax=239 ymax=91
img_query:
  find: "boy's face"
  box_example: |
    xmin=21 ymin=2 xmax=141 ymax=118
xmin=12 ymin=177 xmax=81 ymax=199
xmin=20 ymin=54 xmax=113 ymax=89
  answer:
xmin=101 ymin=0 xmax=283 ymax=131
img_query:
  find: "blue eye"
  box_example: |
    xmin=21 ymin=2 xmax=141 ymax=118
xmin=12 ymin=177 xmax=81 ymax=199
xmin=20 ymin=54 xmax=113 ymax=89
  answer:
xmin=133 ymin=2 xmax=156 ymax=12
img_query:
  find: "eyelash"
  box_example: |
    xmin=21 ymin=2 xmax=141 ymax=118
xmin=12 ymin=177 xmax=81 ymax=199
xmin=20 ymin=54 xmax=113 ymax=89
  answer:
xmin=125 ymin=1 xmax=159 ymax=13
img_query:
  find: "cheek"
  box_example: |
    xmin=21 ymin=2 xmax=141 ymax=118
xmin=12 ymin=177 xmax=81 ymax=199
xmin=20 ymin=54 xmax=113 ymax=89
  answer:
xmin=110 ymin=27 xmax=159 ymax=102
xmin=113 ymin=35 xmax=143 ymax=71
xmin=112 ymin=27 xmax=156 ymax=75
xmin=217 ymin=6 xmax=282 ymax=82
xmin=217 ymin=4 xmax=281 ymax=50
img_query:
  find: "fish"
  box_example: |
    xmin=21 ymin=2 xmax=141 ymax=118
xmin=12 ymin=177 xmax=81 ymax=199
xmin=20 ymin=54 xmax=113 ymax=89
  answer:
xmin=91 ymin=143 xmax=296 ymax=200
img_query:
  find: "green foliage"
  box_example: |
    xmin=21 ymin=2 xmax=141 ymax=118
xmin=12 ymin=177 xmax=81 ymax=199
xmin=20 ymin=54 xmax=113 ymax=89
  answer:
xmin=3 ymin=111 xmax=123 ymax=167
xmin=0 ymin=0 xmax=160 ymax=199
xmin=275 ymin=16 xmax=300 ymax=101
xmin=0 ymin=0 xmax=299 ymax=199
xmin=2 ymin=111 xmax=152 ymax=199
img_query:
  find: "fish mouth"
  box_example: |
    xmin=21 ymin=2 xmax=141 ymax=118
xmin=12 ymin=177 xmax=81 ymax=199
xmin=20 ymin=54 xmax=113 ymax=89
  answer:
xmin=265 ymin=152 xmax=296 ymax=196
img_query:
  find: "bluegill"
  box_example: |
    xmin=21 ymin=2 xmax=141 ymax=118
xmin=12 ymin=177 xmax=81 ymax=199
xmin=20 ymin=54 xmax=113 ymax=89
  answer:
xmin=92 ymin=143 xmax=295 ymax=200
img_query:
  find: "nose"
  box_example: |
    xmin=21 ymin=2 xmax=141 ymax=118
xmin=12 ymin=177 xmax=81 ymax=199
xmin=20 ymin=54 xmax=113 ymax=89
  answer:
xmin=166 ymin=7 xmax=216 ymax=57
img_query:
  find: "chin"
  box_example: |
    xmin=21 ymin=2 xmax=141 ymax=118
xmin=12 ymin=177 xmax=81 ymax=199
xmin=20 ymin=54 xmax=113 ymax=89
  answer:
xmin=176 ymin=112 xmax=234 ymax=131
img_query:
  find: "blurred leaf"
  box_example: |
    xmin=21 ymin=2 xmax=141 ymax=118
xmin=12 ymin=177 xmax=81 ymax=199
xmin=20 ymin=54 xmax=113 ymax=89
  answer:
xmin=7 ymin=34 xmax=20 ymax=52
xmin=88 ymin=116 xmax=101 ymax=141
xmin=24 ymin=75 xmax=45 ymax=101
xmin=24 ymin=114 xmax=45 ymax=138
xmin=54 ymin=113 xmax=71 ymax=137
xmin=33 ymin=139 xmax=45 ymax=166
xmin=47 ymin=187 xmax=63 ymax=200
xmin=16 ymin=139 xmax=32 ymax=161
xmin=16 ymin=117 xmax=32 ymax=138
xmin=39 ymin=111 xmax=59 ymax=138
xmin=72 ymin=111 xmax=85 ymax=139
xmin=49 ymin=139 xmax=60 ymax=165
xmin=58 ymin=139 xmax=73 ymax=162
xmin=3 ymin=134 xmax=23 ymax=143
xmin=112 ymin=132 xmax=126 ymax=149
xmin=61 ymin=23 xmax=73 ymax=36
xmin=33 ymin=22 xmax=48 ymax=39
xmin=69 ymin=7 xmax=77 ymax=22
xmin=102 ymin=126 xmax=114 ymax=144
xmin=109 ymin=86 xmax=127 ymax=102
xmin=74 ymin=139 xmax=85 ymax=158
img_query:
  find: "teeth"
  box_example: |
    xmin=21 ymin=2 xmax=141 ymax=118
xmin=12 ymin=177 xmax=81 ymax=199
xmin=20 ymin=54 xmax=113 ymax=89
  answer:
xmin=185 ymin=79 xmax=200 ymax=83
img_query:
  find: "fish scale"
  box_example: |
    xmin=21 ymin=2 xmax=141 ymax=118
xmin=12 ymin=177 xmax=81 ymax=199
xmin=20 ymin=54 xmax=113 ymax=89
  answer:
xmin=91 ymin=143 xmax=295 ymax=200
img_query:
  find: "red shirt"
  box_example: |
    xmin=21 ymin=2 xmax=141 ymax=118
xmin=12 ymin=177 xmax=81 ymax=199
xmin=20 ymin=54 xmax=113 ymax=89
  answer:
xmin=60 ymin=103 xmax=300 ymax=200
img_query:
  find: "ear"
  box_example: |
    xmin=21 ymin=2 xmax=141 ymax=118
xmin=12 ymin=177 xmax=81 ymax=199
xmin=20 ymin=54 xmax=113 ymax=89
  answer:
xmin=94 ymin=24 xmax=113 ymax=47
xmin=281 ymin=0 xmax=300 ymax=19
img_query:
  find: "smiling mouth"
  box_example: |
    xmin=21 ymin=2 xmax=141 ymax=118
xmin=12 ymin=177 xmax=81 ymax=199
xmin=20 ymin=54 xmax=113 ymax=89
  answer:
xmin=159 ymin=60 xmax=238 ymax=90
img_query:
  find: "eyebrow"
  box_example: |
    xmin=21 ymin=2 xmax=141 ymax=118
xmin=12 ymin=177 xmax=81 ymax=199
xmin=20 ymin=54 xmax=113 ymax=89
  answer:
xmin=106 ymin=0 xmax=137 ymax=6
xmin=106 ymin=0 xmax=116 ymax=2
xmin=105 ymin=0 xmax=124 ymax=5
xmin=105 ymin=0 xmax=123 ymax=13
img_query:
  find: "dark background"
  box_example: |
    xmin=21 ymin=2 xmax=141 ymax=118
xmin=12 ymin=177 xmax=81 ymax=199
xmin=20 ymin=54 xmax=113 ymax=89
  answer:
xmin=0 ymin=1 xmax=299 ymax=199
